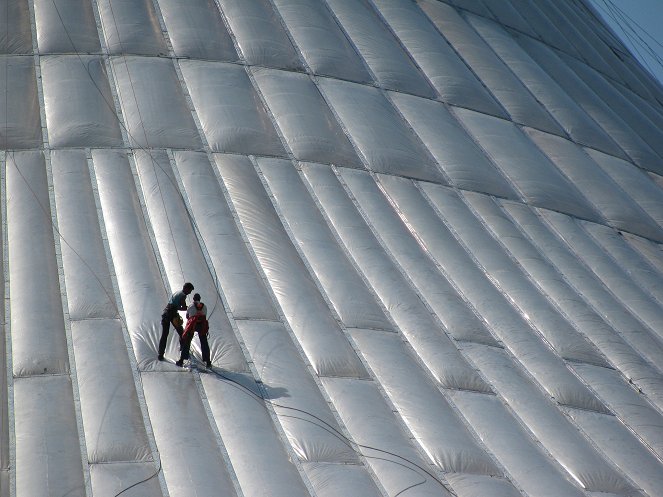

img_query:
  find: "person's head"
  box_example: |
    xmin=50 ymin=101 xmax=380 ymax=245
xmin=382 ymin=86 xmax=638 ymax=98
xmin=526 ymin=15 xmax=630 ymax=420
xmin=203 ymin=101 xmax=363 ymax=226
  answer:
xmin=183 ymin=282 xmax=194 ymax=295
xmin=193 ymin=293 xmax=201 ymax=302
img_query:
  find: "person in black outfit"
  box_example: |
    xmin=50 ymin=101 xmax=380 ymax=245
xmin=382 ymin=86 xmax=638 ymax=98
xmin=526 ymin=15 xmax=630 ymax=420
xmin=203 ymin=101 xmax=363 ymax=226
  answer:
xmin=158 ymin=282 xmax=194 ymax=361
xmin=177 ymin=293 xmax=211 ymax=368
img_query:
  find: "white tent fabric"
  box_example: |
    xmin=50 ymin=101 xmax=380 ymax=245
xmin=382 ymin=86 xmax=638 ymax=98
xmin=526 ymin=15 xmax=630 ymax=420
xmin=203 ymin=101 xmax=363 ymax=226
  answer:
xmin=4 ymin=1 xmax=663 ymax=496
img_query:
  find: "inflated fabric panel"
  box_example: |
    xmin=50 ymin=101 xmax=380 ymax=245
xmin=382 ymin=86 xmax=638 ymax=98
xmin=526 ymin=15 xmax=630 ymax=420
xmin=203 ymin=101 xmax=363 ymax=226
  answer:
xmin=237 ymin=320 xmax=360 ymax=463
xmin=96 ymin=0 xmax=167 ymax=55
xmin=7 ymin=151 xmax=69 ymax=377
xmin=173 ymin=151 xmax=276 ymax=320
xmin=271 ymin=0 xmax=371 ymax=83
xmin=71 ymin=319 xmax=151 ymax=463
xmin=542 ymin=210 xmax=663 ymax=344
xmin=179 ymin=60 xmax=284 ymax=156
xmin=464 ymin=344 xmax=638 ymax=495
xmin=302 ymin=462 xmax=382 ymax=497
xmin=303 ymin=165 xmax=501 ymax=371
xmin=418 ymin=182 xmax=606 ymax=366
xmin=252 ymin=68 xmax=361 ymax=166
xmin=444 ymin=473 xmax=521 ymax=497
xmin=349 ymin=328 xmax=498 ymax=473
xmin=586 ymin=148 xmax=663 ymax=230
xmin=134 ymin=150 xmax=246 ymax=371
xmin=325 ymin=0 xmax=435 ymax=98
xmin=450 ymin=391 xmax=585 ymax=497
xmin=517 ymin=36 xmax=662 ymax=173
xmin=142 ymin=372 xmax=238 ymax=497
xmin=501 ymin=201 xmax=663 ymax=382
xmin=389 ymin=92 xmax=518 ymax=199
xmin=112 ymin=56 xmax=202 ymax=149
xmin=322 ymin=377 xmax=454 ymax=497
xmin=0 ymin=56 xmax=42 ymax=149
xmin=0 ymin=285 xmax=5 ymax=477
xmin=468 ymin=16 xmax=624 ymax=156
xmin=453 ymin=107 xmax=601 ymax=222
xmin=51 ymin=149 xmax=117 ymax=320
xmin=573 ymin=363 xmax=663 ymax=461
xmin=201 ymin=372 xmax=311 ymax=497
xmin=567 ymin=408 xmax=663 ymax=497
xmin=626 ymin=232 xmax=663 ymax=285
xmin=0 ymin=1 xmax=32 ymax=54
xmin=318 ymin=78 xmax=443 ymax=182
xmin=217 ymin=0 xmax=303 ymax=70
xmin=89 ymin=462 xmax=163 ymax=497
xmin=371 ymin=0 xmax=504 ymax=116
xmin=92 ymin=149 xmax=170 ymax=368
xmin=33 ymin=0 xmax=100 ymax=53
xmin=447 ymin=0 xmax=492 ymax=17
xmin=259 ymin=159 xmax=392 ymax=331
xmin=358 ymin=173 xmax=602 ymax=411
xmin=419 ymin=0 xmax=562 ymax=135
xmin=14 ymin=376 xmax=85 ymax=497
xmin=218 ymin=155 xmax=366 ymax=378
xmin=157 ymin=0 xmax=237 ymax=61
xmin=585 ymin=222 xmax=663 ymax=306
xmin=479 ymin=0 xmax=536 ymax=36
xmin=524 ymin=129 xmax=663 ymax=242
xmin=41 ymin=55 xmax=123 ymax=147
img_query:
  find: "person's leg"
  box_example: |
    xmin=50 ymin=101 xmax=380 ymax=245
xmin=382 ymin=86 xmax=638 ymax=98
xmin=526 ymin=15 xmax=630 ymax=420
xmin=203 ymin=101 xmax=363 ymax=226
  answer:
xmin=157 ymin=315 xmax=170 ymax=359
xmin=200 ymin=332 xmax=210 ymax=365
xmin=178 ymin=334 xmax=192 ymax=364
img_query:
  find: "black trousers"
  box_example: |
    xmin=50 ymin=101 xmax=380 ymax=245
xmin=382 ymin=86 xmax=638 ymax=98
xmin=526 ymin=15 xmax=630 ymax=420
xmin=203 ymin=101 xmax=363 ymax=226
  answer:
xmin=158 ymin=312 xmax=183 ymax=357
xmin=179 ymin=330 xmax=210 ymax=363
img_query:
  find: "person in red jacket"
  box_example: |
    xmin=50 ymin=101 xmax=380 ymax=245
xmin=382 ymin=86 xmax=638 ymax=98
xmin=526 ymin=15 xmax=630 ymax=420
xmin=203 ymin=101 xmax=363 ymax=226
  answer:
xmin=177 ymin=293 xmax=211 ymax=368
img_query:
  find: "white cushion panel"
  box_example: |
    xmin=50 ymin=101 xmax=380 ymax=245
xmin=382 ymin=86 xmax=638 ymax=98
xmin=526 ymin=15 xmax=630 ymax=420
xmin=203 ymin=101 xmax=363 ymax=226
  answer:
xmin=450 ymin=391 xmax=585 ymax=497
xmin=371 ymin=0 xmax=504 ymax=116
xmin=349 ymin=328 xmax=498 ymax=473
xmin=587 ymin=148 xmax=663 ymax=230
xmin=33 ymin=0 xmax=100 ymax=53
xmin=501 ymin=201 xmax=663 ymax=386
xmin=468 ymin=16 xmax=624 ymax=156
xmin=525 ymin=129 xmax=663 ymax=242
xmin=479 ymin=0 xmax=537 ymax=36
xmin=322 ymin=377 xmax=454 ymax=497
xmin=14 ymin=376 xmax=85 ymax=497
xmin=572 ymin=364 xmax=663 ymax=461
xmin=71 ymin=319 xmax=151 ymax=463
xmin=252 ymin=69 xmax=361 ymax=166
xmin=96 ymin=0 xmax=166 ymax=55
xmin=390 ymin=92 xmax=518 ymax=199
xmin=89 ymin=462 xmax=163 ymax=497
xmin=92 ymin=149 xmax=170 ymax=369
xmin=0 ymin=56 xmax=42 ymax=148
xmin=237 ymin=320 xmax=359 ymax=463
xmin=466 ymin=193 xmax=663 ymax=401
xmin=41 ymin=55 xmax=122 ymax=147
xmin=418 ymin=181 xmax=606 ymax=365
xmin=112 ymin=56 xmax=202 ymax=149
xmin=217 ymin=0 xmax=303 ymax=70
xmin=271 ymin=0 xmax=371 ymax=83
xmin=626 ymin=233 xmax=663 ymax=280
xmin=173 ymin=151 xmax=277 ymax=320
xmin=51 ymin=150 xmax=116 ymax=320
xmin=302 ymin=462 xmax=382 ymax=497
xmin=179 ymin=60 xmax=284 ymax=156
xmin=201 ymin=372 xmax=311 ymax=497
xmin=259 ymin=159 xmax=392 ymax=331
xmin=7 ymin=151 xmax=69 ymax=376
xmin=567 ymin=408 xmax=663 ymax=497
xmin=542 ymin=210 xmax=663 ymax=345
xmin=218 ymin=156 xmax=366 ymax=378
xmin=418 ymin=0 xmax=562 ymax=135
xmin=464 ymin=344 xmax=639 ymax=496
xmin=325 ymin=0 xmax=435 ymax=98
xmin=347 ymin=171 xmax=602 ymax=411
xmin=444 ymin=473 xmax=521 ymax=497
xmin=134 ymin=150 xmax=246 ymax=371
xmin=454 ymin=108 xmax=601 ymax=222
xmin=157 ymin=0 xmax=236 ymax=61
xmin=141 ymin=372 xmax=238 ymax=497
xmin=318 ymin=78 xmax=444 ymax=182
xmin=0 ymin=321 xmax=6 ymax=476
xmin=0 ymin=1 xmax=32 ymax=54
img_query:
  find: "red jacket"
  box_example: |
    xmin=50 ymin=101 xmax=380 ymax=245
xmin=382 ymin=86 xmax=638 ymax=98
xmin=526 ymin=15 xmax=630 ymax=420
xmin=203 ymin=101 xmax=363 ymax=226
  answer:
xmin=182 ymin=313 xmax=209 ymax=341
